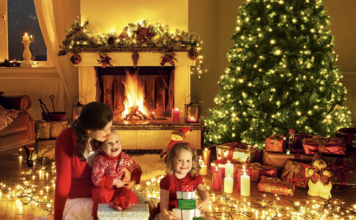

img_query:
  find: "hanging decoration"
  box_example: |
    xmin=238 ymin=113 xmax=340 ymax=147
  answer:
xmin=97 ymin=53 xmax=114 ymax=68
xmin=160 ymin=53 xmax=178 ymax=68
xmin=132 ymin=51 xmax=139 ymax=68
xmin=58 ymin=18 xmax=206 ymax=78
xmin=70 ymin=53 xmax=82 ymax=65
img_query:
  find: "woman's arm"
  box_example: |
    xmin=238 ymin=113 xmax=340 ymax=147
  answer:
xmin=54 ymin=129 xmax=73 ymax=220
xmin=160 ymin=189 xmax=177 ymax=220
xmin=196 ymin=184 xmax=210 ymax=212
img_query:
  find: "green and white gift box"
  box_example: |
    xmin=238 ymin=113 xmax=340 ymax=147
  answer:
xmin=97 ymin=203 xmax=149 ymax=220
xmin=172 ymin=208 xmax=201 ymax=220
xmin=178 ymin=199 xmax=196 ymax=210
xmin=176 ymin=191 xmax=196 ymax=200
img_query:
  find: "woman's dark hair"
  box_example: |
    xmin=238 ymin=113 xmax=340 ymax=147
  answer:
xmin=71 ymin=102 xmax=113 ymax=161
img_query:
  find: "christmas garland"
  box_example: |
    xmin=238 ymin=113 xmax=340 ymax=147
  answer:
xmin=58 ymin=18 xmax=207 ymax=78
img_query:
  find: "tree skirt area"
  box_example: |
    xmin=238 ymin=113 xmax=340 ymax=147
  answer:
xmin=131 ymin=154 xmax=166 ymax=180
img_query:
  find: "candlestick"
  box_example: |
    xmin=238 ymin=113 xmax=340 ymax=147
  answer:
xmin=202 ymin=148 xmax=211 ymax=167
xmin=172 ymin=108 xmax=180 ymax=122
xmin=200 ymin=162 xmax=207 ymax=175
xmin=224 ymin=174 xmax=233 ymax=193
xmin=21 ymin=33 xmax=32 ymax=68
xmin=225 ymin=160 xmax=234 ymax=177
xmin=212 ymin=166 xmax=222 ymax=189
xmin=199 ymin=156 xmax=203 ymax=166
xmin=240 ymin=165 xmax=250 ymax=196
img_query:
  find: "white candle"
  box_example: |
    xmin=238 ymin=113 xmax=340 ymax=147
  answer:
xmin=225 ymin=160 xmax=234 ymax=177
xmin=199 ymin=156 xmax=203 ymax=166
xmin=240 ymin=165 xmax=250 ymax=196
xmin=200 ymin=162 xmax=207 ymax=175
xmin=224 ymin=174 xmax=233 ymax=193
xmin=23 ymin=33 xmax=30 ymax=41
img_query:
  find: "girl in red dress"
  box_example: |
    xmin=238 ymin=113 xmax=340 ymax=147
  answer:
xmin=157 ymin=142 xmax=210 ymax=220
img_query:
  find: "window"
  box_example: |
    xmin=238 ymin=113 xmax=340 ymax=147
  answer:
xmin=0 ymin=0 xmax=52 ymax=67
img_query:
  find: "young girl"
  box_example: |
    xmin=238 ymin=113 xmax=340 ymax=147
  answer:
xmin=157 ymin=142 xmax=210 ymax=220
xmin=91 ymin=130 xmax=142 ymax=220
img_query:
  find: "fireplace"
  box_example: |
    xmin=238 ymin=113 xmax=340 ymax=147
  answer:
xmin=96 ymin=66 xmax=174 ymax=123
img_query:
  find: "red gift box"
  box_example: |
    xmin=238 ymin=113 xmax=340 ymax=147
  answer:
xmin=302 ymin=136 xmax=346 ymax=155
xmin=181 ymin=185 xmax=194 ymax=192
xmin=335 ymin=128 xmax=356 ymax=148
xmin=281 ymin=160 xmax=310 ymax=188
xmin=257 ymin=176 xmax=295 ymax=197
xmin=265 ymin=134 xmax=287 ymax=153
xmin=235 ymin=163 xmax=278 ymax=190
xmin=288 ymin=129 xmax=314 ymax=153
xmin=216 ymin=142 xmax=261 ymax=164
xmin=327 ymin=157 xmax=356 ymax=189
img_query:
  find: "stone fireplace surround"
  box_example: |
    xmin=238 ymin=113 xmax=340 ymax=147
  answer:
xmin=77 ymin=52 xmax=204 ymax=150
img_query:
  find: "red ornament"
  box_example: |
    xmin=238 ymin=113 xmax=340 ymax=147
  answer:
xmin=76 ymin=27 xmax=82 ymax=32
xmin=97 ymin=53 xmax=114 ymax=68
xmin=70 ymin=53 xmax=82 ymax=65
xmin=134 ymin=24 xmax=156 ymax=43
xmin=119 ymin=33 xmax=125 ymax=39
xmin=160 ymin=53 xmax=178 ymax=68
xmin=188 ymin=48 xmax=199 ymax=61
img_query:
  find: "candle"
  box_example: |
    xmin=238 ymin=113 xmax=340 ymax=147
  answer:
xmin=224 ymin=174 xmax=233 ymax=193
xmin=212 ymin=166 xmax=222 ymax=189
xmin=225 ymin=160 xmax=234 ymax=177
xmin=200 ymin=162 xmax=207 ymax=175
xmin=172 ymin=108 xmax=180 ymax=122
xmin=240 ymin=165 xmax=250 ymax=196
xmin=23 ymin=33 xmax=30 ymax=41
xmin=146 ymin=181 xmax=151 ymax=186
xmin=187 ymin=116 xmax=197 ymax=122
xmin=199 ymin=156 xmax=203 ymax=165
xmin=202 ymin=148 xmax=211 ymax=167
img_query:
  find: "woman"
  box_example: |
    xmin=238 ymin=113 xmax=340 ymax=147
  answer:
xmin=54 ymin=102 xmax=155 ymax=220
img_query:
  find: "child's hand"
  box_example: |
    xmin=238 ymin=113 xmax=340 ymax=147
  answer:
xmin=124 ymin=180 xmax=136 ymax=190
xmin=113 ymin=178 xmax=125 ymax=188
xmin=121 ymin=168 xmax=132 ymax=182
xmin=197 ymin=200 xmax=209 ymax=212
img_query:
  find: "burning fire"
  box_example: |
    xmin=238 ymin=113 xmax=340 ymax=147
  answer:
xmin=122 ymin=70 xmax=149 ymax=118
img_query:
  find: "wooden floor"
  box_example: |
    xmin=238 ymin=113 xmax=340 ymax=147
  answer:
xmin=1 ymin=147 xmax=356 ymax=220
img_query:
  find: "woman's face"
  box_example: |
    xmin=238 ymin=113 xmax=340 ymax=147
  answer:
xmin=88 ymin=121 xmax=112 ymax=142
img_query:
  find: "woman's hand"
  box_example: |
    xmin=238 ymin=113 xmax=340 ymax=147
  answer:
xmin=113 ymin=178 xmax=125 ymax=188
xmin=121 ymin=168 xmax=132 ymax=182
xmin=197 ymin=200 xmax=209 ymax=212
xmin=124 ymin=180 xmax=136 ymax=190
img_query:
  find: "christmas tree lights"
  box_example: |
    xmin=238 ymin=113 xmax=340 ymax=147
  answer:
xmin=204 ymin=0 xmax=352 ymax=147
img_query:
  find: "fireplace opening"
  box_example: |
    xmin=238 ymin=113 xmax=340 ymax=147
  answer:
xmin=95 ymin=66 xmax=174 ymax=124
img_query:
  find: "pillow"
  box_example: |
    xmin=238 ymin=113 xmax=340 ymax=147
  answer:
xmin=0 ymin=106 xmax=20 ymax=131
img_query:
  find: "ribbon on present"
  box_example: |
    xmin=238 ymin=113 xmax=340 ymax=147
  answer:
xmin=181 ymin=185 xmax=194 ymax=192
xmin=220 ymin=142 xmax=248 ymax=161
xmin=268 ymin=134 xmax=285 ymax=152
xmin=281 ymin=161 xmax=302 ymax=181
xmin=329 ymin=158 xmax=356 ymax=187
xmin=260 ymin=176 xmax=281 ymax=194
xmin=248 ymin=163 xmax=263 ymax=182
xmin=311 ymin=136 xmax=329 ymax=153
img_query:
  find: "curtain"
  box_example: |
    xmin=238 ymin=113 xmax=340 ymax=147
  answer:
xmin=33 ymin=0 xmax=79 ymax=111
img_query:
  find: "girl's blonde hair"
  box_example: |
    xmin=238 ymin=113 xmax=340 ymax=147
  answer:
xmin=166 ymin=142 xmax=200 ymax=177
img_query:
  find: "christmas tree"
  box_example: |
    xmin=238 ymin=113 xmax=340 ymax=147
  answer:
xmin=204 ymin=0 xmax=352 ymax=148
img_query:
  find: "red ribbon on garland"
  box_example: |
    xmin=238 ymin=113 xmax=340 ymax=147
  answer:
xmin=329 ymin=158 xmax=356 ymax=187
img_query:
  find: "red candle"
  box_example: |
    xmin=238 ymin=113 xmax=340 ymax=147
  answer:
xmin=202 ymin=148 xmax=211 ymax=167
xmin=212 ymin=166 xmax=222 ymax=189
xmin=172 ymin=108 xmax=180 ymax=122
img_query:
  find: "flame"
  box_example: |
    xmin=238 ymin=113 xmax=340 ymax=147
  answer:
xmin=122 ymin=69 xmax=149 ymax=118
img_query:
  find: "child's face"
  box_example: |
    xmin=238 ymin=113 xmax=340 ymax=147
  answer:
xmin=173 ymin=149 xmax=193 ymax=176
xmin=101 ymin=131 xmax=122 ymax=157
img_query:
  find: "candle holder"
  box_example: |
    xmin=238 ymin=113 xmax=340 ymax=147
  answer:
xmin=184 ymin=95 xmax=200 ymax=123
xmin=21 ymin=39 xmax=32 ymax=68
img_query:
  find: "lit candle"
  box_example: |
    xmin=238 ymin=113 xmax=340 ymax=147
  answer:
xmin=187 ymin=116 xmax=197 ymax=122
xmin=172 ymin=108 xmax=180 ymax=122
xmin=224 ymin=174 xmax=233 ymax=193
xmin=212 ymin=166 xmax=222 ymax=189
xmin=199 ymin=156 xmax=203 ymax=165
xmin=225 ymin=160 xmax=234 ymax=177
xmin=23 ymin=33 xmax=30 ymax=41
xmin=240 ymin=165 xmax=250 ymax=196
xmin=202 ymin=148 xmax=211 ymax=167
xmin=146 ymin=181 xmax=151 ymax=186
xmin=200 ymin=162 xmax=207 ymax=175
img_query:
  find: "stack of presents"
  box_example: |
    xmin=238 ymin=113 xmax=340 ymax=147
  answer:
xmin=210 ymin=128 xmax=356 ymax=197
xmin=173 ymin=185 xmax=202 ymax=220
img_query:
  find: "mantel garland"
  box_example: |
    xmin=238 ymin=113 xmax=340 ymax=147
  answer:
xmin=58 ymin=18 xmax=207 ymax=78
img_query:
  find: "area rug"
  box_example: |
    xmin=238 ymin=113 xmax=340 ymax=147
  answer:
xmin=130 ymin=154 xmax=166 ymax=180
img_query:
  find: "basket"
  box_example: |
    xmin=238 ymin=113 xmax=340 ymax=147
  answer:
xmin=41 ymin=112 xmax=68 ymax=122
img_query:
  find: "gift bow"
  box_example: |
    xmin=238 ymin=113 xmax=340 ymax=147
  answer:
xmin=247 ymin=163 xmax=263 ymax=171
xmin=312 ymin=136 xmax=329 ymax=153
xmin=221 ymin=141 xmax=248 ymax=161
xmin=329 ymin=158 xmax=356 ymax=187
xmin=281 ymin=161 xmax=302 ymax=181
xmin=269 ymin=134 xmax=284 ymax=142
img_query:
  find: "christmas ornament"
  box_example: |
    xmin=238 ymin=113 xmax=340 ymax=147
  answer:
xmin=97 ymin=53 xmax=114 ymax=68
xmin=134 ymin=24 xmax=156 ymax=43
xmin=108 ymin=37 xmax=116 ymax=45
xmin=76 ymin=27 xmax=82 ymax=32
xmin=188 ymin=48 xmax=199 ymax=61
xmin=160 ymin=53 xmax=178 ymax=68
xmin=132 ymin=51 xmax=139 ymax=68
xmin=160 ymin=127 xmax=191 ymax=161
xmin=306 ymin=153 xmax=333 ymax=199
xmin=119 ymin=34 xmax=125 ymax=39
xmin=70 ymin=53 xmax=82 ymax=65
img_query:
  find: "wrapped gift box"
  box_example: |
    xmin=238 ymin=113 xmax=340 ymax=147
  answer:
xmin=302 ymin=136 xmax=346 ymax=155
xmin=216 ymin=142 xmax=261 ymax=164
xmin=265 ymin=134 xmax=287 ymax=153
xmin=176 ymin=191 xmax=196 ymax=200
xmin=181 ymin=185 xmax=194 ymax=192
xmin=172 ymin=208 xmax=201 ymax=220
xmin=326 ymin=157 xmax=356 ymax=190
xmin=178 ymin=200 xmax=196 ymax=210
xmin=97 ymin=203 xmax=149 ymax=220
xmin=288 ymin=129 xmax=314 ymax=153
xmin=257 ymin=176 xmax=295 ymax=197
xmin=262 ymin=151 xmax=313 ymax=175
xmin=235 ymin=163 xmax=278 ymax=190
xmin=335 ymin=128 xmax=356 ymax=148
xmin=281 ymin=160 xmax=310 ymax=188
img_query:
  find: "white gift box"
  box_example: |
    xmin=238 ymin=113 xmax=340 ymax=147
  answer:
xmin=176 ymin=191 xmax=196 ymax=200
xmin=172 ymin=208 xmax=201 ymax=220
xmin=97 ymin=203 xmax=149 ymax=220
